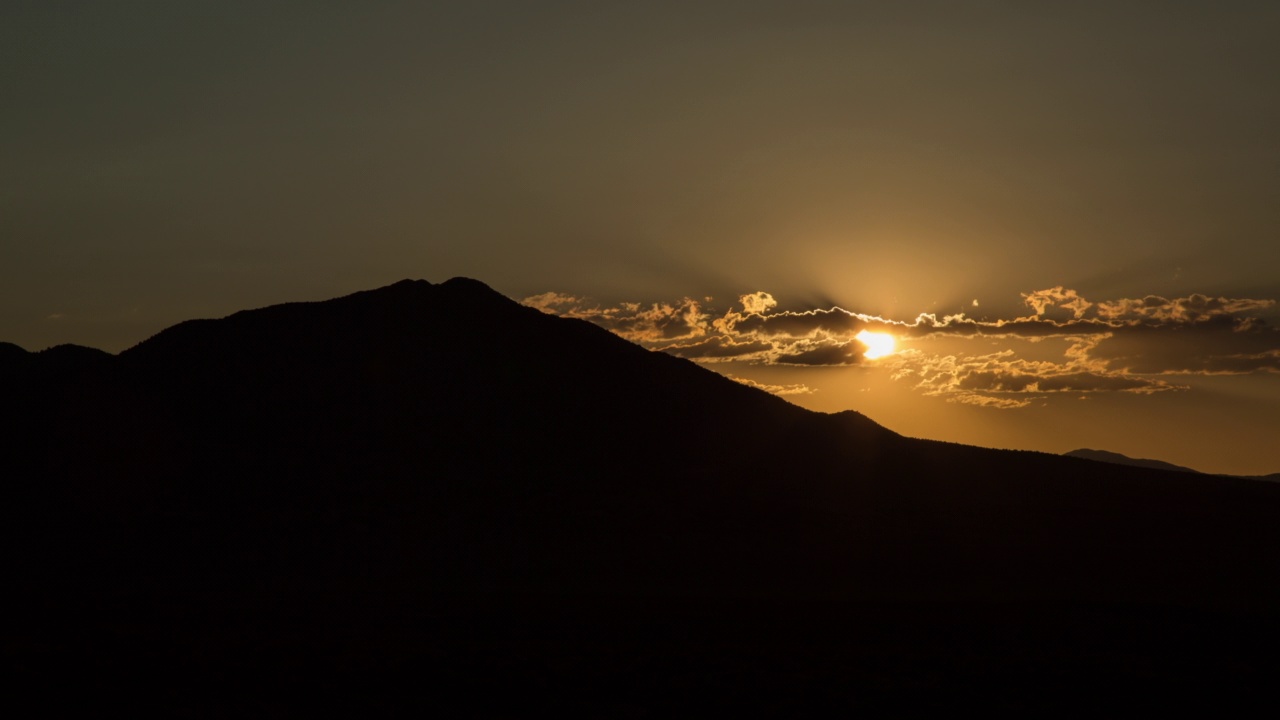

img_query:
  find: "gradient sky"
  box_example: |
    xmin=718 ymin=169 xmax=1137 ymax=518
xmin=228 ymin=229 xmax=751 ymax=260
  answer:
xmin=4 ymin=2 xmax=1278 ymax=474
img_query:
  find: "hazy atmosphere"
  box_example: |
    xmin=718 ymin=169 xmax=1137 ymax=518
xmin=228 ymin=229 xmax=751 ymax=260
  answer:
xmin=5 ymin=1 xmax=1278 ymax=474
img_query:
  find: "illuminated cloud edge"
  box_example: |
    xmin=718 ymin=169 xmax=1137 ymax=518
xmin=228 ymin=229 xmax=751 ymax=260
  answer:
xmin=525 ymin=287 xmax=1278 ymax=409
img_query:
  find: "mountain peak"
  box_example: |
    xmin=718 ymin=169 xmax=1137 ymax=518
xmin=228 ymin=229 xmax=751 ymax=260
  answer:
xmin=437 ymin=276 xmax=516 ymax=306
xmin=440 ymin=276 xmax=493 ymax=291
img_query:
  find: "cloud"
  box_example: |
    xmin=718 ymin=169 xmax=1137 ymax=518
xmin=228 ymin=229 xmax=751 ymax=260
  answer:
xmin=773 ymin=340 xmax=863 ymax=366
xmin=1022 ymin=286 xmax=1093 ymax=319
xmin=523 ymin=291 xmax=580 ymax=313
xmin=739 ymin=291 xmax=778 ymax=315
xmin=658 ymin=335 xmax=774 ymax=362
xmin=522 ymin=292 xmax=710 ymax=342
xmin=717 ymin=305 xmax=880 ymax=338
xmin=946 ymin=394 xmax=1038 ymax=410
xmin=728 ymin=376 xmax=815 ymax=396
xmin=525 ymin=286 xmax=1279 ymax=408
xmin=1083 ymin=316 xmax=1280 ymax=375
xmin=1188 ymin=350 xmax=1280 ymax=375
xmin=884 ymin=347 xmax=1183 ymax=409
xmin=1095 ymin=294 xmax=1276 ymax=323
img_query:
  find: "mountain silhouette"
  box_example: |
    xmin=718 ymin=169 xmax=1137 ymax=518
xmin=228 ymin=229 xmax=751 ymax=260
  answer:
xmin=1064 ymin=448 xmax=1201 ymax=474
xmin=7 ymin=278 xmax=1280 ymax=714
xmin=1066 ymin=447 xmax=1280 ymax=481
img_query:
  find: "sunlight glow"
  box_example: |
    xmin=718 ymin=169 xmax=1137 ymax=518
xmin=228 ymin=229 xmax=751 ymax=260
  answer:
xmin=855 ymin=330 xmax=897 ymax=360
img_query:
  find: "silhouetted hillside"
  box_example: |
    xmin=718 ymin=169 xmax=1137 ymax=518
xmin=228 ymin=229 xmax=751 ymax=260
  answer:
xmin=1066 ymin=448 xmax=1280 ymax=481
xmin=6 ymin=278 xmax=1280 ymax=714
xmin=1064 ymin=448 xmax=1200 ymax=474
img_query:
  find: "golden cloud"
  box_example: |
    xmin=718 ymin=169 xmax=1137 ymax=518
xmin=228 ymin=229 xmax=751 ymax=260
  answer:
xmin=524 ymin=286 xmax=1279 ymax=408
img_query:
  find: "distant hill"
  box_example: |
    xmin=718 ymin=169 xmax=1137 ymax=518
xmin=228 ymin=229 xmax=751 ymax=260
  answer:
xmin=1064 ymin=448 xmax=1201 ymax=474
xmin=6 ymin=278 xmax=1280 ymax=713
xmin=1066 ymin=448 xmax=1279 ymax=481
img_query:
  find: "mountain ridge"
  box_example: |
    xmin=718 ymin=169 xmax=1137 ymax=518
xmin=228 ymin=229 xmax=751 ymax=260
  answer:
xmin=6 ymin=277 xmax=1280 ymax=712
xmin=1064 ymin=447 xmax=1200 ymax=474
xmin=1065 ymin=447 xmax=1279 ymax=481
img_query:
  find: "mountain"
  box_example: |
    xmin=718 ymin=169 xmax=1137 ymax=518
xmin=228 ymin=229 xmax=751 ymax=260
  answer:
xmin=1066 ymin=448 xmax=1280 ymax=481
xmin=6 ymin=278 xmax=1280 ymax=714
xmin=1064 ymin=448 xmax=1201 ymax=474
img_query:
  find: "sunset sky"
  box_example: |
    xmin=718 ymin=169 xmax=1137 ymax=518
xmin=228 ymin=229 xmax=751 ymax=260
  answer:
xmin=4 ymin=2 xmax=1278 ymax=474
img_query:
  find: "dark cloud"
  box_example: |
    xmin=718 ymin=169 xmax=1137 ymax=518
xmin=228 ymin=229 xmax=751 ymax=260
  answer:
xmin=1085 ymin=316 xmax=1280 ymax=375
xmin=957 ymin=369 xmax=1173 ymax=395
xmin=898 ymin=314 xmax=1113 ymax=339
xmin=1035 ymin=372 xmax=1173 ymax=394
xmin=773 ymin=341 xmax=862 ymax=366
xmin=721 ymin=307 xmax=870 ymax=338
xmin=1187 ymin=350 xmax=1280 ymax=375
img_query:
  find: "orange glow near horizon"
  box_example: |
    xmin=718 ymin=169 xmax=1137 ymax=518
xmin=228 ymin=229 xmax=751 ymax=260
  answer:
xmin=855 ymin=330 xmax=897 ymax=359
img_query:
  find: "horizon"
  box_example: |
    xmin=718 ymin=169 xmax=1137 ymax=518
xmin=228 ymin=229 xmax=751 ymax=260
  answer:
xmin=5 ymin=2 xmax=1278 ymax=475
xmin=6 ymin=275 xmax=1278 ymax=478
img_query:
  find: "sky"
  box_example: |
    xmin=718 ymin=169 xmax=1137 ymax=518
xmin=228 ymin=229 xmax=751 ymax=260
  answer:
xmin=4 ymin=1 xmax=1278 ymax=474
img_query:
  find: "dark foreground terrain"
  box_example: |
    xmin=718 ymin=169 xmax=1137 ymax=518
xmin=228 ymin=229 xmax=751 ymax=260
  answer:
xmin=6 ymin=279 xmax=1280 ymax=714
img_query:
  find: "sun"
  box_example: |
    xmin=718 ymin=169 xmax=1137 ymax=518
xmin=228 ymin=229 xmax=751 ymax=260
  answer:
xmin=855 ymin=330 xmax=897 ymax=360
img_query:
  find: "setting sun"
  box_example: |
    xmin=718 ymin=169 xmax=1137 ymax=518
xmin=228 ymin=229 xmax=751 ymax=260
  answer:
xmin=855 ymin=330 xmax=897 ymax=359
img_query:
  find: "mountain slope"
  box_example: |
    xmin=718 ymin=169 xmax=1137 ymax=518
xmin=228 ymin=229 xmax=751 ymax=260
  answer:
xmin=6 ymin=278 xmax=1280 ymax=713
